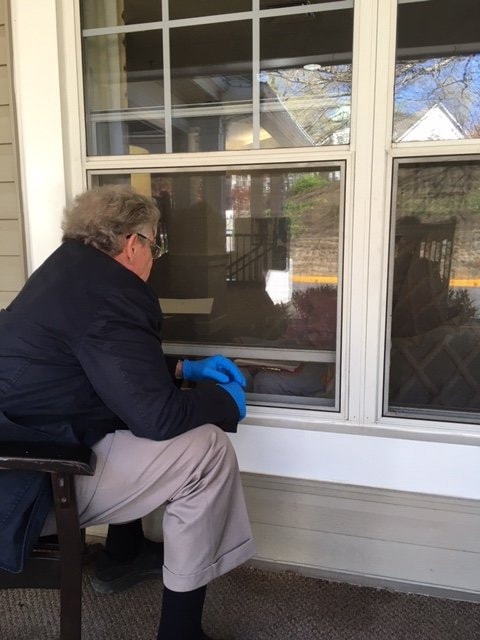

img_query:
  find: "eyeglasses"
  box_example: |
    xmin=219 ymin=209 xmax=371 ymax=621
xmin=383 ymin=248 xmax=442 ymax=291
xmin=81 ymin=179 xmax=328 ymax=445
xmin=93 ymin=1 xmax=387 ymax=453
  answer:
xmin=127 ymin=232 xmax=166 ymax=260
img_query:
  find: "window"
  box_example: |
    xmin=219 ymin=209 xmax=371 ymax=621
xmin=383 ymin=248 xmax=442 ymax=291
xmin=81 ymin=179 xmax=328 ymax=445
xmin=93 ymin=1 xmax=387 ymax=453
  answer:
xmin=385 ymin=158 xmax=480 ymax=422
xmin=384 ymin=0 xmax=480 ymax=426
xmin=91 ymin=165 xmax=344 ymax=410
xmin=81 ymin=0 xmax=354 ymax=155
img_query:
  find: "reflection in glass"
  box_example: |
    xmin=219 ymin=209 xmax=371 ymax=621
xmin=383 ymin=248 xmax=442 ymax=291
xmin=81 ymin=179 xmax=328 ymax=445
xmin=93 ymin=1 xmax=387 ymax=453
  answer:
xmin=387 ymin=160 xmax=480 ymax=420
xmin=169 ymin=0 xmax=250 ymax=20
xmin=82 ymin=2 xmax=355 ymax=154
xmin=394 ymin=0 xmax=480 ymax=142
xmin=83 ymin=32 xmax=165 ymax=155
xmin=92 ymin=167 xmax=343 ymax=407
xmin=260 ymin=11 xmax=353 ymax=147
xmin=170 ymin=22 xmax=252 ymax=153
xmin=261 ymin=0 xmax=349 ymax=7
xmin=81 ymin=0 xmax=162 ymax=30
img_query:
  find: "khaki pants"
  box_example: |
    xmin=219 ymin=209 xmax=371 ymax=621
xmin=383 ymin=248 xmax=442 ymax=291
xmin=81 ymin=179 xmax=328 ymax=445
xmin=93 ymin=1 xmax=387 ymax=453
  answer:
xmin=43 ymin=424 xmax=255 ymax=591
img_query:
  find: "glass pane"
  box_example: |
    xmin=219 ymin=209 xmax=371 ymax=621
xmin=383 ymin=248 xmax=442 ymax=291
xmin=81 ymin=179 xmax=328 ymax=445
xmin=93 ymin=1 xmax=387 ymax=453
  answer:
xmin=81 ymin=0 xmax=162 ymax=30
xmin=387 ymin=159 xmax=480 ymax=420
xmin=170 ymin=22 xmax=252 ymax=153
xmin=169 ymin=1 xmax=250 ymax=20
xmin=83 ymin=32 xmax=165 ymax=155
xmin=92 ymin=166 xmax=343 ymax=409
xmin=261 ymin=0 xmax=350 ymax=7
xmin=394 ymin=0 xmax=480 ymax=142
xmin=260 ymin=9 xmax=353 ymax=147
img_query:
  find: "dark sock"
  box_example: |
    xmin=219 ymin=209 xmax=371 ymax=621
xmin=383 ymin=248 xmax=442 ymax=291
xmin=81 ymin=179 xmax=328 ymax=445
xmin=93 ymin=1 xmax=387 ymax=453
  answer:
xmin=157 ymin=585 xmax=207 ymax=640
xmin=104 ymin=520 xmax=145 ymax=562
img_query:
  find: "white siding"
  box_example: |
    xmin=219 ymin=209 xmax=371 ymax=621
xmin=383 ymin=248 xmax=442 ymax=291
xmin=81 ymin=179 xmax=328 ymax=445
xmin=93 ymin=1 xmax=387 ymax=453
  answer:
xmin=0 ymin=0 xmax=25 ymax=305
xmin=244 ymin=474 xmax=480 ymax=600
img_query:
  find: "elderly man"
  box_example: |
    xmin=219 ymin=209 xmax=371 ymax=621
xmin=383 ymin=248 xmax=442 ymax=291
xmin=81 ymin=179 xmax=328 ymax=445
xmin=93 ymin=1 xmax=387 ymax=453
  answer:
xmin=0 ymin=185 xmax=255 ymax=640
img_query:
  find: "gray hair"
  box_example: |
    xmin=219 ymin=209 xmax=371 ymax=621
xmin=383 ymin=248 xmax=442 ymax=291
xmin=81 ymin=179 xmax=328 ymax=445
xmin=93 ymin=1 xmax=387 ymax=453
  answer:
xmin=62 ymin=185 xmax=160 ymax=255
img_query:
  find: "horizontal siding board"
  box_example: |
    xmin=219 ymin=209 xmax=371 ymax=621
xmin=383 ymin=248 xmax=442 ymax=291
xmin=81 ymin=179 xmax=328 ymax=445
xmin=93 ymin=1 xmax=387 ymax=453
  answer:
xmin=0 ymin=104 xmax=11 ymax=142
xmin=0 ymin=290 xmax=16 ymax=308
xmin=0 ymin=67 xmax=11 ymax=105
xmin=0 ymin=220 xmax=21 ymax=254
xmin=0 ymin=256 xmax=25 ymax=290
xmin=252 ymin=521 xmax=480 ymax=593
xmin=0 ymin=26 xmax=6 ymax=65
xmin=240 ymin=474 xmax=480 ymax=596
xmin=243 ymin=474 xmax=480 ymax=515
xmin=0 ymin=66 xmax=9 ymax=104
xmin=0 ymin=143 xmax=14 ymax=180
xmin=244 ymin=485 xmax=480 ymax=552
xmin=0 ymin=181 xmax=19 ymax=218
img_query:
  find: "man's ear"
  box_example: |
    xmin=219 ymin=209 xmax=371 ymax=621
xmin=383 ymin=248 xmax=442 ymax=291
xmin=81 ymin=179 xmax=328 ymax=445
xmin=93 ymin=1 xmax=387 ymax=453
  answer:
xmin=114 ymin=234 xmax=137 ymax=270
xmin=124 ymin=233 xmax=138 ymax=262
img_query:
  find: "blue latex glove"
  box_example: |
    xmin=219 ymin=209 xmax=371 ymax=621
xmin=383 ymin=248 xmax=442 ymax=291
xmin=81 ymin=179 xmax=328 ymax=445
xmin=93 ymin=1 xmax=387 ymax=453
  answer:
xmin=217 ymin=381 xmax=246 ymax=420
xmin=183 ymin=355 xmax=246 ymax=387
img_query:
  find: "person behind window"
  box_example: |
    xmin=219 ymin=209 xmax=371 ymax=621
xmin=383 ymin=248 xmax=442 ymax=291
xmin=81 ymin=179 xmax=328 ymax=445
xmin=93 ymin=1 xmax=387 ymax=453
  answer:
xmin=0 ymin=185 xmax=253 ymax=640
xmin=241 ymin=285 xmax=336 ymax=399
xmin=391 ymin=216 xmax=448 ymax=338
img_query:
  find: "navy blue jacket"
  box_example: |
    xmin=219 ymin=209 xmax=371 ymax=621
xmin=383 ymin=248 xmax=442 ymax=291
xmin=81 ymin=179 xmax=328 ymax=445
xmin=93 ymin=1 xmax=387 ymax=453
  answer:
xmin=0 ymin=240 xmax=239 ymax=572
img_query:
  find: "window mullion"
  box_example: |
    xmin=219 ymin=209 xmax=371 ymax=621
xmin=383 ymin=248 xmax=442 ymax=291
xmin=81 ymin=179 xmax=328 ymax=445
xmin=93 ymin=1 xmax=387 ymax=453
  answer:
xmin=362 ymin=0 xmax=399 ymax=425
xmin=252 ymin=0 xmax=260 ymax=149
xmin=346 ymin=0 xmax=386 ymax=424
xmin=161 ymin=0 xmax=172 ymax=153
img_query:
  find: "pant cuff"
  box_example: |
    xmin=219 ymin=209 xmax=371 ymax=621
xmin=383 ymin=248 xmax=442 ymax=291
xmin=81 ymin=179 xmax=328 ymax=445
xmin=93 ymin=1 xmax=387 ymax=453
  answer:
xmin=162 ymin=537 xmax=256 ymax=592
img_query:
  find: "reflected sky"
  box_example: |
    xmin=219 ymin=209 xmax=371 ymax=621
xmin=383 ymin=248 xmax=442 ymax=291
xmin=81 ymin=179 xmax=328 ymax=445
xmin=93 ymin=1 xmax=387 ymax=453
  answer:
xmin=394 ymin=54 xmax=480 ymax=140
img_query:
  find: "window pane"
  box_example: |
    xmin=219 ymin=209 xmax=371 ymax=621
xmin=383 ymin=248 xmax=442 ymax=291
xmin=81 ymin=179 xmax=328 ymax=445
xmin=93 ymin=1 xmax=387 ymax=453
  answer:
xmin=261 ymin=0 xmax=349 ymax=7
xmin=83 ymin=32 xmax=165 ymax=155
xmin=394 ymin=0 xmax=480 ymax=142
xmin=91 ymin=166 xmax=343 ymax=409
xmin=81 ymin=0 xmax=162 ymax=30
xmin=386 ymin=159 xmax=480 ymax=420
xmin=260 ymin=9 xmax=353 ymax=147
xmin=169 ymin=1 xmax=250 ymax=20
xmin=170 ymin=22 xmax=252 ymax=153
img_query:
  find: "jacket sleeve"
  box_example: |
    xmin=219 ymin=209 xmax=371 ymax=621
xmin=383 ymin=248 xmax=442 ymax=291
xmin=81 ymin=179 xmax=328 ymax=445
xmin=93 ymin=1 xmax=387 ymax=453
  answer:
xmin=165 ymin=354 xmax=182 ymax=387
xmin=74 ymin=285 xmax=239 ymax=441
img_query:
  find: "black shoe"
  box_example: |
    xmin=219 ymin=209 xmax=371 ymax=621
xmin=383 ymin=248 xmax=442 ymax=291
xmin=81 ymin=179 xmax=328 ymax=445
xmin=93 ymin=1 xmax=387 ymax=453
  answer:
xmin=92 ymin=539 xmax=164 ymax=594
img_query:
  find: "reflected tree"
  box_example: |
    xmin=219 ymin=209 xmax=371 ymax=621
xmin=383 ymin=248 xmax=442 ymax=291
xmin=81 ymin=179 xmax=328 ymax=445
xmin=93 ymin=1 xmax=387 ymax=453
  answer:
xmin=394 ymin=54 xmax=480 ymax=138
xmin=263 ymin=65 xmax=352 ymax=145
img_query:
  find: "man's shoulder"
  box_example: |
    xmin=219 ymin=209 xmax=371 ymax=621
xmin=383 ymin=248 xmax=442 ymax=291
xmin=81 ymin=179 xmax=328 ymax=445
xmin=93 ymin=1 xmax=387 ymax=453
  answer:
xmin=43 ymin=241 xmax=150 ymax=291
xmin=8 ymin=241 xmax=156 ymax=318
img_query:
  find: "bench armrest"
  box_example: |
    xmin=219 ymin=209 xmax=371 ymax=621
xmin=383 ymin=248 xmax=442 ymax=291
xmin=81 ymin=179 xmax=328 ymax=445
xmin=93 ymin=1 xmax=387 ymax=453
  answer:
xmin=0 ymin=442 xmax=96 ymax=476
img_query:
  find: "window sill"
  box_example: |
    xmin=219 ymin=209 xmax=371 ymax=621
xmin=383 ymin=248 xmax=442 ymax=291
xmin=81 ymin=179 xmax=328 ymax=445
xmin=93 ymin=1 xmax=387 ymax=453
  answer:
xmin=244 ymin=404 xmax=480 ymax=446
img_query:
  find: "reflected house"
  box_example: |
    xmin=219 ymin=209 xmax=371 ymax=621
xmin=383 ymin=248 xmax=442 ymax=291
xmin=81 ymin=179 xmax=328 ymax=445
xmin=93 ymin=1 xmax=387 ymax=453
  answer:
xmin=394 ymin=103 xmax=466 ymax=142
xmin=315 ymin=102 xmax=466 ymax=146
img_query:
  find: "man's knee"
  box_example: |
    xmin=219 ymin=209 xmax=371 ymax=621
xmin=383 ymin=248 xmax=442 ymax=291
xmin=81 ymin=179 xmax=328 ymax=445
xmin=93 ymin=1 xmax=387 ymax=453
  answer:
xmin=168 ymin=425 xmax=238 ymax=502
xmin=195 ymin=423 xmax=235 ymax=464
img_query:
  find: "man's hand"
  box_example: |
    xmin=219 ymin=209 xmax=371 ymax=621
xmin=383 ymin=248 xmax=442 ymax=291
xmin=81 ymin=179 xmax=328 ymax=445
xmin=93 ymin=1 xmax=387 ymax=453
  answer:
xmin=183 ymin=355 xmax=246 ymax=386
xmin=217 ymin=381 xmax=246 ymax=420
